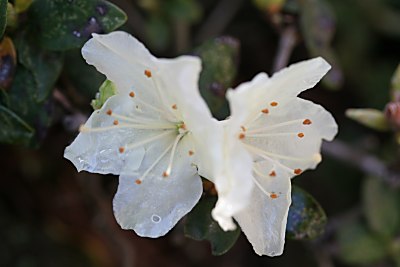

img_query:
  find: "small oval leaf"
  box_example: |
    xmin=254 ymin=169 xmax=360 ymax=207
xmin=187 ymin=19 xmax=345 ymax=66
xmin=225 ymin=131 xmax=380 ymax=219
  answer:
xmin=29 ymin=0 xmax=127 ymax=51
xmin=194 ymin=36 xmax=240 ymax=119
xmin=184 ymin=196 xmax=240 ymax=256
xmin=286 ymin=186 xmax=327 ymax=240
xmin=0 ymin=37 xmax=17 ymax=90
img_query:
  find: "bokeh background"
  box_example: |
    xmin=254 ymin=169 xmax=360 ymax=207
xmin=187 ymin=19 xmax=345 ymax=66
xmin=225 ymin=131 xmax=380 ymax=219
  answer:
xmin=1 ymin=0 xmax=400 ymax=266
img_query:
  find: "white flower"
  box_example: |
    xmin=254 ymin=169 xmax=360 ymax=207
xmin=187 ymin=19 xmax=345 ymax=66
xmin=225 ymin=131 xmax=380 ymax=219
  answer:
xmin=64 ymin=31 xmax=220 ymax=238
xmin=209 ymin=57 xmax=338 ymax=256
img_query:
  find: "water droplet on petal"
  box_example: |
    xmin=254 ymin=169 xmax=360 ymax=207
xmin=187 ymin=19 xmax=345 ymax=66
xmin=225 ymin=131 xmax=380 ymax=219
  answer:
xmin=151 ymin=214 xmax=161 ymax=223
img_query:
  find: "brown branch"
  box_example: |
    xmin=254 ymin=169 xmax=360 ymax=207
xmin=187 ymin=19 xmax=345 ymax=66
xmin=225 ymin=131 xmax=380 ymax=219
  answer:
xmin=194 ymin=0 xmax=244 ymax=44
xmin=272 ymin=26 xmax=298 ymax=72
xmin=322 ymin=140 xmax=400 ymax=188
xmin=78 ymin=174 xmax=136 ymax=267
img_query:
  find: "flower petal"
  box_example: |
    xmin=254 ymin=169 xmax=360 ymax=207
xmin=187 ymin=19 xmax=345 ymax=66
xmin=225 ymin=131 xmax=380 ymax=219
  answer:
xmin=113 ymin=136 xmax=202 ymax=237
xmin=243 ymin=98 xmax=337 ymax=175
xmin=210 ymin=125 xmax=254 ymax=231
xmin=64 ymin=94 xmax=175 ymax=175
xmin=235 ymin=161 xmax=291 ymax=256
xmin=227 ymin=57 xmax=331 ymax=126
xmin=82 ymin=32 xmax=208 ymax=125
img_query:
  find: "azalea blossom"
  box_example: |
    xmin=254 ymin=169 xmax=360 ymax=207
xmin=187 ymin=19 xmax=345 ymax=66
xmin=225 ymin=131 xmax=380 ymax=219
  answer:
xmin=210 ymin=57 xmax=338 ymax=256
xmin=64 ymin=31 xmax=220 ymax=238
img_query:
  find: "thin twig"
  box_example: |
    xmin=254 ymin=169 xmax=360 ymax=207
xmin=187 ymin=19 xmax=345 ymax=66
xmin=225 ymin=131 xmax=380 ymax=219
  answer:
xmin=174 ymin=19 xmax=190 ymax=54
xmin=112 ymin=0 xmax=146 ymax=41
xmin=78 ymin=174 xmax=136 ymax=267
xmin=272 ymin=26 xmax=298 ymax=72
xmin=194 ymin=0 xmax=244 ymax=44
xmin=322 ymin=140 xmax=400 ymax=188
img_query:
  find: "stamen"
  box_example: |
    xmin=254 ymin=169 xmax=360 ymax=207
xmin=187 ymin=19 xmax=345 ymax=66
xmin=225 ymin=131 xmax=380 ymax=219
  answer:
xmin=126 ymin=130 xmax=174 ymax=150
xmin=137 ymin=142 xmax=174 ymax=182
xmin=135 ymin=179 xmax=142 ymax=185
xmin=294 ymin=169 xmax=302 ymax=175
xmin=270 ymin=193 xmax=278 ymax=199
xmin=269 ymin=170 xmax=276 ymax=177
xmin=252 ymin=175 xmax=273 ymax=198
xmin=241 ymin=126 xmax=247 ymax=132
xmin=163 ymin=133 xmax=185 ymax=177
xmin=261 ymin=108 xmax=269 ymax=114
xmin=113 ymin=120 xmax=119 ymax=125
xmin=298 ymin=133 xmax=304 ymax=138
xmin=111 ymin=112 xmax=173 ymax=127
xmin=172 ymin=104 xmax=177 ymax=110
xmin=188 ymin=150 xmax=194 ymax=156
xmin=239 ymin=133 xmax=246 ymax=139
xmin=144 ymin=69 xmax=152 ymax=78
xmin=79 ymin=124 xmax=175 ymax=132
xmin=106 ymin=109 xmax=112 ymax=116
xmin=303 ymin=119 xmax=312 ymax=125
xmin=129 ymin=91 xmax=135 ymax=98
xmin=270 ymin=101 xmax=278 ymax=107
xmin=243 ymin=143 xmax=317 ymax=163
xmin=246 ymin=132 xmax=304 ymax=138
xmin=246 ymin=119 xmax=304 ymax=134
xmin=119 ymin=147 xmax=125 ymax=153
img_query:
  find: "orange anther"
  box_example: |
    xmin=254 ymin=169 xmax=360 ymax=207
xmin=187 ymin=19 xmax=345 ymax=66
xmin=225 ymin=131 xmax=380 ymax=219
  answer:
xmin=261 ymin=108 xmax=269 ymax=114
xmin=188 ymin=150 xmax=194 ymax=156
xmin=162 ymin=171 xmax=169 ymax=177
xmin=144 ymin=69 xmax=152 ymax=78
xmin=135 ymin=179 xmax=142 ymax=185
xmin=172 ymin=104 xmax=177 ymax=110
xmin=269 ymin=171 xmax=276 ymax=177
xmin=303 ymin=119 xmax=312 ymax=125
xmin=294 ymin=169 xmax=302 ymax=175
xmin=106 ymin=109 xmax=112 ymax=116
xmin=270 ymin=101 xmax=278 ymax=107
xmin=119 ymin=147 xmax=125 ymax=153
xmin=239 ymin=133 xmax=246 ymax=139
xmin=241 ymin=126 xmax=247 ymax=132
xmin=129 ymin=91 xmax=135 ymax=97
xmin=113 ymin=120 xmax=119 ymax=125
xmin=270 ymin=193 xmax=278 ymax=199
xmin=298 ymin=133 xmax=304 ymax=138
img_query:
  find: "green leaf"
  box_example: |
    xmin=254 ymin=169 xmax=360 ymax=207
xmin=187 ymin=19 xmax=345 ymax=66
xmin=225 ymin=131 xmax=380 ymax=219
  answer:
xmin=1 ymin=66 xmax=53 ymax=146
xmin=165 ymin=0 xmax=202 ymax=23
xmin=14 ymin=0 xmax=33 ymax=13
xmin=286 ymin=186 xmax=327 ymax=240
xmin=64 ymin=48 xmax=105 ymax=98
xmin=0 ymin=36 xmax=17 ymax=89
xmin=29 ymin=0 xmax=127 ymax=51
xmin=0 ymin=104 xmax=34 ymax=146
xmin=15 ymin=32 xmax=64 ymax=102
xmin=194 ymin=36 xmax=240 ymax=119
xmin=6 ymin=3 xmax=17 ymax=29
xmin=0 ymin=0 xmax=6 ymax=38
xmin=337 ymin=222 xmax=388 ymax=265
xmin=300 ymin=0 xmax=343 ymax=90
xmin=363 ymin=177 xmax=400 ymax=238
xmin=184 ymin=196 xmax=240 ymax=255
xmin=91 ymin=80 xmax=116 ymax=110
xmin=345 ymin=108 xmax=390 ymax=132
